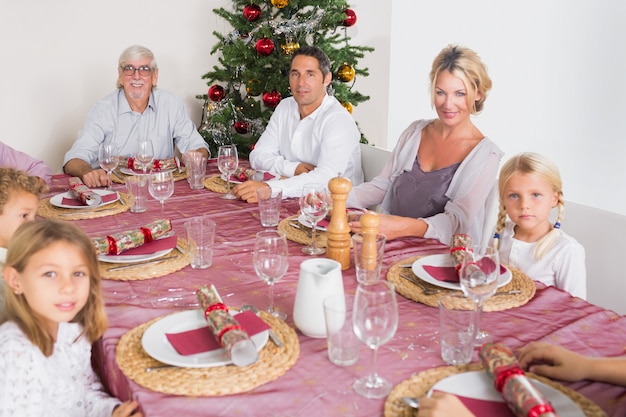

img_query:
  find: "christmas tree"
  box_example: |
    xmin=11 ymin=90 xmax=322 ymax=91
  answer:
xmin=196 ymin=0 xmax=373 ymax=158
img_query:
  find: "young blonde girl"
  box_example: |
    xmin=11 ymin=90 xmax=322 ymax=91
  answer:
xmin=494 ymin=152 xmax=586 ymax=298
xmin=0 ymin=220 xmax=142 ymax=417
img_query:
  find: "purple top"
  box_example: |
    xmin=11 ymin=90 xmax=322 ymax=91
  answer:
xmin=0 ymin=141 xmax=52 ymax=184
xmin=389 ymin=155 xmax=460 ymax=218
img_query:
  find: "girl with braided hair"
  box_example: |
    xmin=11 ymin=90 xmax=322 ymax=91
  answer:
xmin=494 ymin=152 xmax=586 ymax=298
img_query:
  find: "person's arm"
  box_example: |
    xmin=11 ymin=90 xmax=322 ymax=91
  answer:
xmin=417 ymin=392 xmax=475 ymax=417
xmin=63 ymin=158 xmax=109 ymax=188
xmin=518 ymin=342 xmax=626 ymax=386
xmin=0 ymin=141 xmax=52 ymax=184
xmin=350 ymin=213 xmax=429 ymax=240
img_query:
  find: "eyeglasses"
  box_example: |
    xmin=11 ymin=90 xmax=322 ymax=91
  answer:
xmin=121 ymin=65 xmax=153 ymax=77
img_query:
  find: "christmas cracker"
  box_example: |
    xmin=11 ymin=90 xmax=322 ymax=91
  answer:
xmin=92 ymin=219 xmax=171 ymax=255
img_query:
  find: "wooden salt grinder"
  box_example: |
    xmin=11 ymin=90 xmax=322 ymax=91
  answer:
xmin=326 ymin=175 xmax=352 ymax=270
xmin=359 ymin=212 xmax=380 ymax=271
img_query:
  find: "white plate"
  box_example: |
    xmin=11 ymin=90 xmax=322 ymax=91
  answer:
xmin=98 ymin=247 xmax=173 ymax=264
xmin=429 ymin=371 xmax=584 ymax=417
xmin=412 ymin=254 xmax=512 ymax=291
xmin=297 ymin=213 xmax=328 ymax=231
xmin=120 ymin=167 xmax=175 ymax=176
xmin=50 ymin=190 xmax=119 ymax=209
xmin=141 ymin=309 xmax=269 ymax=368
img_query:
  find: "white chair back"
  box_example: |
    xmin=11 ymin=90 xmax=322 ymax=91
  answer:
xmin=480 ymin=181 xmax=499 ymax=252
xmin=360 ymin=143 xmax=391 ymax=182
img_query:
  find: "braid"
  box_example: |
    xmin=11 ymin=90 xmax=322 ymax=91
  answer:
xmin=533 ymin=192 xmax=564 ymax=260
xmin=493 ymin=203 xmax=507 ymax=250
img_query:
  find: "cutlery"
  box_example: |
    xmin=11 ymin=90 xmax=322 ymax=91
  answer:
xmin=398 ymin=263 xmax=414 ymax=268
xmin=289 ymin=221 xmax=312 ymax=237
xmin=494 ymin=289 xmax=521 ymax=296
xmin=145 ymin=364 xmax=176 ymax=372
xmin=112 ymin=169 xmax=126 ymax=183
xmin=399 ymin=273 xmax=441 ymax=295
xmin=401 ymin=396 xmax=420 ymax=409
xmin=106 ymin=255 xmax=179 ymax=271
xmin=240 ymin=304 xmax=284 ymax=348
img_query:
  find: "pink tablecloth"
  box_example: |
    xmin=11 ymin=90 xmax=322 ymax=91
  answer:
xmin=45 ymin=164 xmax=626 ymax=417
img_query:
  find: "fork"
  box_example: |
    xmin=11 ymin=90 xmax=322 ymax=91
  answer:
xmin=399 ymin=273 xmax=441 ymax=295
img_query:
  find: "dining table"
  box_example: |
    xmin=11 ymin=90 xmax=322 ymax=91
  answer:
xmin=40 ymin=160 xmax=626 ymax=417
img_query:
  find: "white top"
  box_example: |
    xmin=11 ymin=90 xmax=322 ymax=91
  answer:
xmin=249 ymin=95 xmax=364 ymax=198
xmin=499 ymin=221 xmax=587 ymax=299
xmin=347 ymin=119 xmax=503 ymax=246
xmin=63 ymin=88 xmax=208 ymax=168
xmin=0 ymin=321 xmax=120 ymax=417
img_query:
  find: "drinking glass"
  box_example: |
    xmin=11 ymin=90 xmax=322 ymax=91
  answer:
xmin=253 ymin=230 xmax=289 ymax=320
xmin=148 ymin=171 xmax=174 ymax=213
xmin=98 ymin=142 xmax=120 ymax=190
xmin=299 ymin=183 xmax=330 ymax=255
xmin=135 ymin=138 xmax=154 ymax=174
xmin=352 ymin=281 xmax=398 ymax=398
xmin=459 ymin=245 xmax=500 ymax=345
xmin=217 ymin=144 xmax=238 ymax=200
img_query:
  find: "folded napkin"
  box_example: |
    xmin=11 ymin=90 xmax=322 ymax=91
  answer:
xmin=434 ymin=390 xmax=514 ymax=417
xmin=62 ymin=192 xmax=117 ymax=207
xmin=423 ymin=264 xmax=506 ymax=283
xmin=119 ymin=156 xmax=179 ymax=172
xmin=92 ymin=219 xmax=172 ymax=255
xmin=68 ymin=177 xmax=103 ymax=206
xmin=230 ymin=167 xmax=275 ymax=182
xmin=165 ymin=310 xmax=270 ymax=355
xmin=480 ymin=343 xmax=559 ymax=417
xmin=196 ymin=284 xmax=259 ymax=366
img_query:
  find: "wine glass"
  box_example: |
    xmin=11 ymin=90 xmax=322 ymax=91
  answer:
xmin=459 ymin=245 xmax=500 ymax=345
xmin=135 ymin=138 xmax=154 ymax=174
xmin=253 ymin=230 xmax=289 ymax=320
xmin=217 ymin=144 xmax=239 ymax=200
xmin=148 ymin=171 xmax=174 ymax=213
xmin=352 ymin=281 xmax=399 ymax=398
xmin=98 ymin=142 xmax=120 ymax=190
xmin=299 ymin=184 xmax=330 ymax=255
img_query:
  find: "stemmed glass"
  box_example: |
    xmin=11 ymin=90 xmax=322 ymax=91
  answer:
xmin=217 ymin=144 xmax=238 ymax=200
xmin=135 ymin=138 xmax=154 ymax=174
xmin=299 ymin=183 xmax=330 ymax=255
xmin=352 ymin=281 xmax=399 ymax=398
xmin=459 ymin=245 xmax=500 ymax=345
xmin=98 ymin=142 xmax=120 ymax=190
xmin=148 ymin=171 xmax=175 ymax=213
xmin=253 ymin=230 xmax=289 ymax=320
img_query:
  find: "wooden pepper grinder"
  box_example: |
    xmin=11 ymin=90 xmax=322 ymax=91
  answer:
xmin=359 ymin=211 xmax=380 ymax=272
xmin=326 ymin=175 xmax=352 ymax=270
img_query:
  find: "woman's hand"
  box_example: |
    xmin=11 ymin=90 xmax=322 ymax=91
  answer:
xmin=517 ymin=342 xmax=590 ymax=382
xmin=349 ymin=213 xmax=427 ymax=240
xmin=112 ymin=400 xmax=143 ymax=417
xmin=417 ymin=392 xmax=475 ymax=417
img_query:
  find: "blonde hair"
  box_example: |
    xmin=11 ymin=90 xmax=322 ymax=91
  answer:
xmin=0 ymin=167 xmax=47 ymax=214
xmin=495 ymin=153 xmax=564 ymax=260
xmin=429 ymin=44 xmax=492 ymax=114
xmin=3 ymin=220 xmax=108 ymax=357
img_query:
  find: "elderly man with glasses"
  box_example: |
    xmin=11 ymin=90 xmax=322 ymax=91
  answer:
xmin=63 ymin=45 xmax=209 ymax=187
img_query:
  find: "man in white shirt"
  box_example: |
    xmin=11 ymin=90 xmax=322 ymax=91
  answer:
xmin=63 ymin=45 xmax=209 ymax=187
xmin=233 ymin=45 xmax=363 ymax=202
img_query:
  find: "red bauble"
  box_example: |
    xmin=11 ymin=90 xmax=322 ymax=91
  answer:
xmin=262 ymin=90 xmax=282 ymax=108
xmin=234 ymin=121 xmax=249 ymax=134
xmin=208 ymin=85 xmax=225 ymax=102
xmin=343 ymin=9 xmax=357 ymax=27
xmin=255 ymin=37 xmax=275 ymax=56
xmin=243 ymin=4 xmax=262 ymax=22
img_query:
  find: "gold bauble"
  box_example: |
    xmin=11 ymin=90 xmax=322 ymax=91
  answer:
xmin=341 ymin=101 xmax=353 ymax=114
xmin=246 ymin=78 xmax=263 ymax=96
xmin=337 ymin=63 xmax=355 ymax=83
xmin=270 ymin=0 xmax=288 ymax=8
xmin=281 ymin=41 xmax=300 ymax=55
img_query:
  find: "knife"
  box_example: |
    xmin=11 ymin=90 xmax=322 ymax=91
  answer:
xmin=106 ymin=255 xmax=179 ymax=271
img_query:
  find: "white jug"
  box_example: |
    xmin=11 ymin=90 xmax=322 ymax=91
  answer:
xmin=293 ymin=258 xmax=345 ymax=338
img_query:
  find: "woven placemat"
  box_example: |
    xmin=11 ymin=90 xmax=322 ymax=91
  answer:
xmin=387 ymin=256 xmax=536 ymax=312
xmin=100 ymin=238 xmax=189 ymax=281
xmin=277 ymin=215 xmax=328 ymax=248
xmin=384 ymin=364 xmax=607 ymax=417
xmin=112 ymin=169 xmax=187 ymax=184
xmin=115 ymin=310 xmax=300 ymax=396
xmin=37 ymin=192 xmax=131 ymax=220
xmin=204 ymin=174 xmax=231 ymax=194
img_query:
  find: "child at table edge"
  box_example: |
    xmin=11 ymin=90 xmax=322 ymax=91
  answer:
xmin=0 ymin=220 xmax=142 ymax=417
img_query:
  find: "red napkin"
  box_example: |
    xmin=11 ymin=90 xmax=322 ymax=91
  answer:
xmin=165 ymin=310 xmax=271 ymax=356
xmin=434 ymin=391 xmax=514 ymax=417
xmin=423 ymin=265 xmax=507 ymax=283
xmin=110 ymin=235 xmax=177 ymax=256
xmin=62 ymin=192 xmax=118 ymax=207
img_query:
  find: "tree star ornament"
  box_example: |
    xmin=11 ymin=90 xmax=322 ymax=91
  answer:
xmin=343 ymin=9 xmax=357 ymax=27
xmin=337 ymin=63 xmax=356 ymax=83
xmin=255 ymin=37 xmax=275 ymax=56
xmin=262 ymin=90 xmax=282 ymax=108
xmin=270 ymin=0 xmax=289 ymax=9
xmin=243 ymin=4 xmax=262 ymax=22
xmin=208 ymin=85 xmax=226 ymax=102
